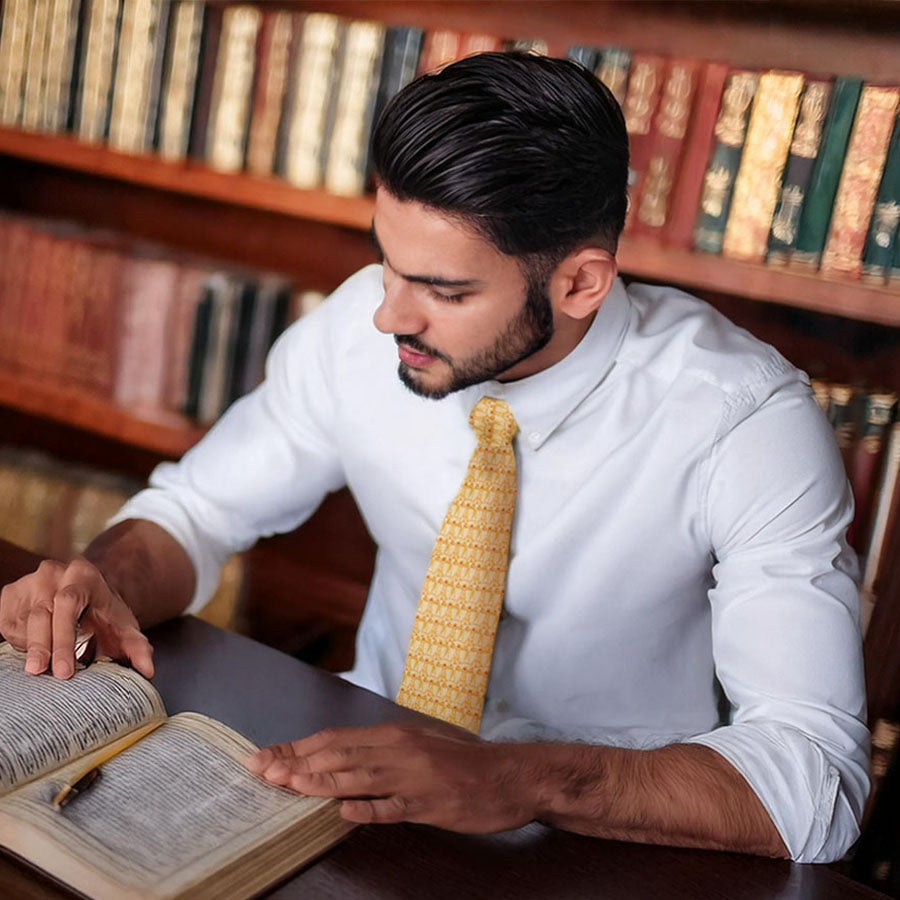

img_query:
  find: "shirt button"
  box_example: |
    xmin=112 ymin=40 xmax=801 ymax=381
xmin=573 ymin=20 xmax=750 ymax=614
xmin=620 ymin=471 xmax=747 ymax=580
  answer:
xmin=529 ymin=431 xmax=541 ymax=444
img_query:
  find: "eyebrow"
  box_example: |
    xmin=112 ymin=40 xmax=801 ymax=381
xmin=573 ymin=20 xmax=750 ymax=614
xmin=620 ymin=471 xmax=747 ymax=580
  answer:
xmin=369 ymin=221 xmax=484 ymax=290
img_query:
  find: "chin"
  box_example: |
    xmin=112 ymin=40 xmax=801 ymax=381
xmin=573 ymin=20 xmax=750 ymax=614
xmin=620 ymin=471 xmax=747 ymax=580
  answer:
xmin=397 ymin=363 xmax=453 ymax=401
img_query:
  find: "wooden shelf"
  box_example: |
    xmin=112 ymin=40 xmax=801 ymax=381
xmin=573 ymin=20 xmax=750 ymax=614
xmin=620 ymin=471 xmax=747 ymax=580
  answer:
xmin=0 ymin=372 xmax=205 ymax=458
xmin=1 ymin=127 xmax=899 ymax=326
xmin=0 ymin=128 xmax=373 ymax=232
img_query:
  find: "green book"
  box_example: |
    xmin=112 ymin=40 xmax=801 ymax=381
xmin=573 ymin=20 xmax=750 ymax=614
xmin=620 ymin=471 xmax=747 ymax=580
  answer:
xmin=791 ymin=77 xmax=863 ymax=268
xmin=862 ymin=112 xmax=900 ymax=283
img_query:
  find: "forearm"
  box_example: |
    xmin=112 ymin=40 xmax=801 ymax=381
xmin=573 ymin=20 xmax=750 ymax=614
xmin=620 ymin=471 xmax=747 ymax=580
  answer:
xmin=82 ymin=519 xmax=195 ymax=628
xmin=512 ymin=740 xmax=788 ymax=857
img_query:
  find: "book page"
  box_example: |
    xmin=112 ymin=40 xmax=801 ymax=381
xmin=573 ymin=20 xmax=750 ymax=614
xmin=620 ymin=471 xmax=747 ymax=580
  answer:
xmin=0 ymin=644 xmax=165 ymax=796
xmin=0 ymin=713 xmax=337 ymax=899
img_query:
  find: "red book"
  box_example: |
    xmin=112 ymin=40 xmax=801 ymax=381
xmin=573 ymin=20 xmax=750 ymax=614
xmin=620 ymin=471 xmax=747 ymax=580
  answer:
xmin=630 ymin=59 xmax=701 ymax=240
xmin=663 ymin=61 xmax=730 ymax=251
xmin=459 ymin=33 xmax=503 ymax=57
xmin=15 ymin=228 xmax=55 ymax=382
xmin=38 ymin=231 xmax=81 ymax=387
xmin=417 ymin=30 xmax=462 ymax=74
xmin=621 ymin=53 xmax=667 ymax=233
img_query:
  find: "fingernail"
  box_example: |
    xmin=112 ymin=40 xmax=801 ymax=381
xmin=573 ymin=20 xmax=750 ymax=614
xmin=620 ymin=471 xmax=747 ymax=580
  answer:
xmin=54 ymin=660 xmax=73 ymax=679
xmin=25 ymin=655 xmax=42 ymax=674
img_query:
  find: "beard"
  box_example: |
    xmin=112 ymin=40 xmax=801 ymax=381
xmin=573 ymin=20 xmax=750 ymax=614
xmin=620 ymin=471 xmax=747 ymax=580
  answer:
xmin=395 ymin=280 xmax=555 ymax=401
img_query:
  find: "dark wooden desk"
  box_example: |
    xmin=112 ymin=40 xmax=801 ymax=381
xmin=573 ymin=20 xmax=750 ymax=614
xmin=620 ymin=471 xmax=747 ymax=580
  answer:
xmin=0 ymin=615 xmax=888 ymax=900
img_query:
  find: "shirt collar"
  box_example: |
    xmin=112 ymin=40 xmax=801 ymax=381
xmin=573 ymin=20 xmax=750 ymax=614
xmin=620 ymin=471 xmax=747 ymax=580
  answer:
xmin=456 ymin=277 xmax=631 ymax=450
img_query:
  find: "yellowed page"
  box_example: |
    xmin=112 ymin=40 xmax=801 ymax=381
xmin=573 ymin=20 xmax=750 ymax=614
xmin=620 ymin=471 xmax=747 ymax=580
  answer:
xmin=0 ymin=712 xmax=348 ymax=900
xmin=0 ymin=643 xmax=166 ymax=796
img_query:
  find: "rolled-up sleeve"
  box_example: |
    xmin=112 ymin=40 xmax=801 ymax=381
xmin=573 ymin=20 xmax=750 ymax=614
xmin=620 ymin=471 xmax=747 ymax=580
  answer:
xmin=685 ymin=377 xmax=869 ymax=863
xmin=107 ymin=275 xmax=359 ymax=612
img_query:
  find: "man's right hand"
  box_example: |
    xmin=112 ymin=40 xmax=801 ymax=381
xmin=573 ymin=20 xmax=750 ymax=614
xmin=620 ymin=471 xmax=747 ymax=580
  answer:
xmin=0 ymin=557 xmax=154 ymax=680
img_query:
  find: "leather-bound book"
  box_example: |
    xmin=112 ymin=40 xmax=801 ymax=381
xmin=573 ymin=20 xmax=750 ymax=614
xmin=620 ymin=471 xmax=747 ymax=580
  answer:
xmin=621 ymin=53 xmax=667 ymax=232
xmin=206 ymin=4 xmax=263 ymax=173
xmin=417 ymin=29 xmax=461 ymax=75
xmin=323 ymin=19 xmax=387 ymax=196
xmin=767 ymin=79 xmax=834 ymax=265
xmin=722 ymin=70 xmax=805 ymax=262
xmin=827 ymin=382 xmax=860 ymax=478
xmin=73 ymin=0 xmax=124 ymax=143
xmin=41 ymin=0 xmax=83 ymax=133
xmin=15 ymin=227 xmax=55 ymax=381
xmin=371 ymin=25 xmax=424 ymax=144
xmin=862 ymin=111 xmax=900 ymax=283
xmin=281 ymin=12 xmax=345 ymax=189
xmin=790 ymin=76 xmax=863 ymax=269
xmin=663 ymin=60 xmax=729 ymax=251
xmin=821 ymin=85 xmax=900 ymax=278
xmin=459 ymin=33 xmax=503 ymax=56
xmin=157 ymin=0 xmax=206 ymax=160
xmin=0 ymin=0 xmax=33 ymax=126
xmin=187 ymin=3 xmax=224 ymax=160
xmin=246 ymin=11 xmax=296 ymax=177
xmin=848 ymin=392 xmax=897 ymax=552
xmin=20 ymin=0 xmax=52 ymax=131
xmin=693 ymin=70 xmax=758 ymax=253
xmin=37 ymin=231 xmax=81 ymax=386
xmin=595 ymin=46 xmax=630 ymax=109
xmin=630 ymin=59 xmax=700 ymax=240
xmin=567 ymin=45 xmax=599 ymax=71
xmin=0 ymin=219 xmax=36 ymax=371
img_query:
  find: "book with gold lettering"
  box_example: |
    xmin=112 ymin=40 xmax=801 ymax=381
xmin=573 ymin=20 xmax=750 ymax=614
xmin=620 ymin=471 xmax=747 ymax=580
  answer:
xmin=862 ymin=112 xmax=900 ymax=283
xmin=0 ymin=643 xmax=353 ymax=900
xmin=766 ymin=79 xmax=834 ymax=265
xmin=595 ymin=46 xmax=630 ymax=109
xmin=693 ymin=70 xmax=759 ymax=253
xmin=630 ymin=58 xmax=701 ymax=239
xmin=621 ymin=53 xmax=667 ymax=231
xmin=721 ymin=70 xmax=805 ymax=263
xmin=821 ymin=85 xmax=900 ymax=278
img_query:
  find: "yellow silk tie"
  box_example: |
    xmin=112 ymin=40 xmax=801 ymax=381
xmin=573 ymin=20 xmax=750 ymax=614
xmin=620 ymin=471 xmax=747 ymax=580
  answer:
xmin=396 ymin=396 xmax=518 ymax=733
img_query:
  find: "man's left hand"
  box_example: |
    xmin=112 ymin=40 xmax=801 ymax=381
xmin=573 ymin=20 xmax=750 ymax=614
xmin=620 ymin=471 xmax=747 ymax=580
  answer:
xmin=244 ymin=723 xmax=538 ymax=832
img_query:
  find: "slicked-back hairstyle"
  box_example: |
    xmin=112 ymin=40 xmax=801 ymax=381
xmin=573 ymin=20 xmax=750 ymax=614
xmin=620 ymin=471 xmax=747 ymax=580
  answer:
xmin=371 ymin=52 xmax=629 ymax=276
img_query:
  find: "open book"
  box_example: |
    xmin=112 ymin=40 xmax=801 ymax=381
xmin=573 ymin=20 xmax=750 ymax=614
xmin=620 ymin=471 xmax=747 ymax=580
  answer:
xmin=0 ymin=643 xmax=354 ymax=899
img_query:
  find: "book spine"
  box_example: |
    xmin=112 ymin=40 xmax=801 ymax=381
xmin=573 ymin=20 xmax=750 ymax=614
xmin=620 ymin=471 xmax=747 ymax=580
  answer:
xmin=187 ymin=3 xmax=224 ymax=160
xmin=567 ymin=45 xmax=599 ymax=71
xmin=827 ymin=382 xmax=860 ymax=477
xmin=821 ymin=86 xmax=900 ymax=279
xmin=41 ymin=0 xmax=83 ymax=133
xmin=791 ymin=76 xmax=863 ymax=268
xmin=323 ymin=19 xmax=386 ymax=197
xmin=40 ymin=234 xmax=79 ymax=386
xmin=370 ymin=24 xmax=424 ymax=137
xmin=861 ymin=422 xmax=900 ymax=633
xmin=862 ymin=111 xmax=900 ymax=284
xmin=246 ymin=11 xmax=296 ymax=177
xmin=766 ymin=79 xmax=834 ymax=265
xmin=417 ymin=29 xmax=460 ymax=75
xmin=225 ymin=279 xmax=258 ymax=406
xmin=722 ymin=71 xmax=805 ymax=263
xmin=20 ymin=0 xmax=52 ymax=132
xmin=17 ymin=230 xmax=56 ymax=381
xmin=141 ymin=0 xmax=172 ymax=149
xmin=107 ymin=0 xmax=155 ymax=153
xmin=282 ymin=12 xmax=343 ymax=189
xmin=630 ymin=59 xmax=700 ymax=239
xmin=595 ymin=46 xmax=630 ymax=109
xmin=0 ymin=220 xmax=35 ymax=372
xmin=156 ymin=0 xmax=205 ymax=160
xmin=662 ymin=61 xmax=729 ymax=251
xmin=693 ymin=70 xmax=758 ymax=253
xmin=74 ymin=0 xmax=124 ymax=143
xmin=0 ymin=0 xmax=33 ymax=126
xmin=848 ymin=392 xmax=897 ymax=552
xmin=458 ymin=33 xmax=503 ymax=56
xmin=621 ymin=53 xmax=667 ymax=232
xmin=206 ymin=4 xmax=262 ymax=174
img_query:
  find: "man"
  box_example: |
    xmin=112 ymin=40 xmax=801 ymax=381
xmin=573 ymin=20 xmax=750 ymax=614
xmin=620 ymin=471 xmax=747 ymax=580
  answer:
xmin=0 ymin=53 xmax=867 ymax=862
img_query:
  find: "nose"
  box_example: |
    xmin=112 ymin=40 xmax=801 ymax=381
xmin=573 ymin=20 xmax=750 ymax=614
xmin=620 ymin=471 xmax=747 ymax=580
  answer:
xmin=373 ymin=278 xmax=426 ymax=336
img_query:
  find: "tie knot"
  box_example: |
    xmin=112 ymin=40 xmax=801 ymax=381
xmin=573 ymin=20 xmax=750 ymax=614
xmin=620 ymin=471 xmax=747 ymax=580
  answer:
xmin=470 ymin=397 xmax=518 ymax=449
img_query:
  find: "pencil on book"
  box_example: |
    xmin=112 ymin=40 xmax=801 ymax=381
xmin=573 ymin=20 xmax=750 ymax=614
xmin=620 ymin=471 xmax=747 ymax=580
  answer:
xmin=52 ymin=720 xmax=165 ymax=809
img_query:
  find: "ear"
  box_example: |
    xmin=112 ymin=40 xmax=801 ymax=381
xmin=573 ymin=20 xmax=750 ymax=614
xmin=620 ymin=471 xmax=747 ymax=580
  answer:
xmin=554 ymin=248 xmax=618 ymax=320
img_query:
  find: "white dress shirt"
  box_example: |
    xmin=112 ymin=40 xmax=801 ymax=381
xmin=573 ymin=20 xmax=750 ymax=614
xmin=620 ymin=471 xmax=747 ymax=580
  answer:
xmin=112 ymin=265 xmax=868 ymax=863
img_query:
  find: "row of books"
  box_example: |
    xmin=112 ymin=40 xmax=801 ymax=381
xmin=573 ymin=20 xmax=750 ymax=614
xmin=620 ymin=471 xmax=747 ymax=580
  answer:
xmin=810 ymin=379 xmax=900 ymax=632
xmin=0 ymin=444 xmax=244 ymax=629
xmin=1 ymin=3 xmax=898 ymax=285
xmin=0 ymin=211 xmax=326 ymax=425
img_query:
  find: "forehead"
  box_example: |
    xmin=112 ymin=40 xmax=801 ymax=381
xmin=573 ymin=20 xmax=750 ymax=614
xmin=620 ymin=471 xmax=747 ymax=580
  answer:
xmin=373 ymin=188 xmax=516 ymax=280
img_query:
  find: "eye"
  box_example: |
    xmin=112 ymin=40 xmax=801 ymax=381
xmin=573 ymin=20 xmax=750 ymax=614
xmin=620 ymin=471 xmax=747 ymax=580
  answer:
xmin=427 ymin=286 xmax=466 ymax=303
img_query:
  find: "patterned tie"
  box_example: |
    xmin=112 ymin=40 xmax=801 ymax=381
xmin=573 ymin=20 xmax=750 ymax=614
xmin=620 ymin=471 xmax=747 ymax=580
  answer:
xmin=396 ymin=397 xmax=518 ymax=733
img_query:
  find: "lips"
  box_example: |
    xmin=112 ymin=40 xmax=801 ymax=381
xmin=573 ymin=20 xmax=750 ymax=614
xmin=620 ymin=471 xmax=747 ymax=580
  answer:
xmin=397 ymin=343 xmax=437 ymax=367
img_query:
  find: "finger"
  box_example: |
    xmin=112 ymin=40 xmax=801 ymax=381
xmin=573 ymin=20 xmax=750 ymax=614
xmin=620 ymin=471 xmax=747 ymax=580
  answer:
xmin=50 ymin=584 xmax=88 ymax=679
xmin=287 ymin=725 xmax=406 ymax=758
xmin=117 ymin=629 xmax=154 ymax=678
xmin=282 ymin=766 xmax=386 ymax=798
xmin=24 ymin=597 xmax=53 ymax=675
xmin=341 ymin=795 xmax=414 ymax=824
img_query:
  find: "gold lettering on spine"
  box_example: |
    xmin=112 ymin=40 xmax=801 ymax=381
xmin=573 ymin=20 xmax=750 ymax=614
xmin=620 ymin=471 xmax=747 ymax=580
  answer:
xmin=792 ymin=82 xmax=830 ymax=158
xmin=624 ymin=61 xmax=659 ymax=136
xmin=714 ymin=72 xmax=758 ymax=147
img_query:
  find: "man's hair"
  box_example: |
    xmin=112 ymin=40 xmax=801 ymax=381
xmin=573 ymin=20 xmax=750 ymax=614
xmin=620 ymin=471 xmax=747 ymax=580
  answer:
xmin=371 ymin=51 xmax=629 ymax=279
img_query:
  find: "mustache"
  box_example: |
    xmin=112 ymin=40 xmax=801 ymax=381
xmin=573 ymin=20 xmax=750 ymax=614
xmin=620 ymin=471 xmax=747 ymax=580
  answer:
xmin=394 ymin=334 xmax=451 ymax=365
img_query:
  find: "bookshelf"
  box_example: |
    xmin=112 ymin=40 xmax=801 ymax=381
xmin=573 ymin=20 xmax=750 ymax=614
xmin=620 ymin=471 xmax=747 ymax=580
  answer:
xmin=1 ymin=1 xmax=899 ymax=726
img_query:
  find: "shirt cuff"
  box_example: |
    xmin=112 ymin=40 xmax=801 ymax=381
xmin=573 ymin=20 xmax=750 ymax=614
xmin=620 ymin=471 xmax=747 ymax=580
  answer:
xmin=685 ymin=722 xmax=867 ymax=862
